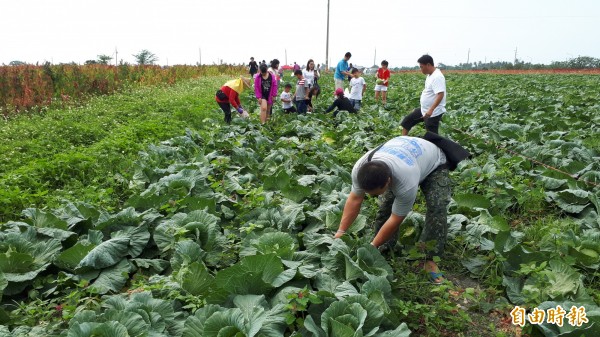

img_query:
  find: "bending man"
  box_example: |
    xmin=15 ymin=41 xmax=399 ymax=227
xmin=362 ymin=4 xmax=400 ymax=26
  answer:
xmin=334 ymin=136 xmax=451 ymax=284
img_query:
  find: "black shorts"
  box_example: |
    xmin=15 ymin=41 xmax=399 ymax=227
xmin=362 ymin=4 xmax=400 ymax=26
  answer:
xmin=261 ymin=90 xmax=270 ymax=101
xmin=283 ymin=106 xmax=297 ymax=113
xmin=401 ymin=108 xmax=443 ymax=134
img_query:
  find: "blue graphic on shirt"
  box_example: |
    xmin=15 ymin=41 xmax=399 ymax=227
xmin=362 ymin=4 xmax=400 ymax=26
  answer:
xmin=379 ymin=138 xmax=423 ymax=166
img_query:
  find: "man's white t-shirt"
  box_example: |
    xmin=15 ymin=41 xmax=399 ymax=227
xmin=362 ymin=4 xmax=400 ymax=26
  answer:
xmin=420 ymin=68 xmax=446 ymax=117
xmin=351 ymin=137 xmax=446 ymax=216
xmin=280 ymin=91 xmax=293 ymax=109
xmin=349 ymin=77 xmax=366 ymax=100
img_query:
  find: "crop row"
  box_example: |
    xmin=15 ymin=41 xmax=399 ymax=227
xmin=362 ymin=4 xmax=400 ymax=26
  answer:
xmin=0 ymin=64 xmax=245 ymax=115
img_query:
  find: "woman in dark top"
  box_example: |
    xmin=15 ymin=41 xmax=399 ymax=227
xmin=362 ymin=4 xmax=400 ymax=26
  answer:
xmin=326 ymin=88 xmax=357 ymax=117
xmin=249 ymin=57 xmax=258 ymax=78
xmin=254 ymin=64 xmax=278 ymax=124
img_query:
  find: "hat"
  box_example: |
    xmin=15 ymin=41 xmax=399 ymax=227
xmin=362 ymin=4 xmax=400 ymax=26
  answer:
xmin=240 ymin=76 xmax=252 ymax=89
xmin=335 ymin=88 xmax=344 ymax=96
xmin=224 ymin=77 xmax=252 ymax=94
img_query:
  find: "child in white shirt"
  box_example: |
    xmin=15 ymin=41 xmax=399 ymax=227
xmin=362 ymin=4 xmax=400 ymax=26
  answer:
xmin=349 ymin=68 xmax=366 ymax=110
xmin=280 ymin=83 xmax=296 ymax=113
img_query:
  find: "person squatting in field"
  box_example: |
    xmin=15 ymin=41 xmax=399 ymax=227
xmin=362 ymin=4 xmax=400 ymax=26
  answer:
xmin=215 ymin=77 xmax=251 ymax=124
xmin=334 ymin=136 xmax=467 ymax=284
xmin=325 ymin=88 xmax=356 ymax=117
xmin=255 ymin=64 xmax=279 ymax=124
xmin=401 ymin=54 xmax=447 ymax=135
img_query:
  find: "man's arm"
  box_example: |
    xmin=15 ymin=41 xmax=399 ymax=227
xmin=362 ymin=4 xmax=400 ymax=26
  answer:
xmin=325 ymin=99 xmax=339 ymax=113
xmin=334 ymin=192 xmax=364 ymax=238
xmin=371 ymin=213 xmax=405 ymax=247
xmin=423 ymin=92 xmax=444 ymax=119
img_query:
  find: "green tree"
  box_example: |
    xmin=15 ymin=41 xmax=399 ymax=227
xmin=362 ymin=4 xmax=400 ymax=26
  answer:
xmin=133 ymin=49 xmax=158 ymax=65
xmin=97 ymin=54 xmax=113 ymax=65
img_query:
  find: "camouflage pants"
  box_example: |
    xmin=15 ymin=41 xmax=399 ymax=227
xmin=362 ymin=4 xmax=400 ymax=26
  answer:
xmin=373 ymin=165 xmax=451 ymax=257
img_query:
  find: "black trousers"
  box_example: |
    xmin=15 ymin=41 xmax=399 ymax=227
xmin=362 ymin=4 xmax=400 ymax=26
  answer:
xmin=401 ymin=108 xmax=443 ymax=134
xmin=218 ymin=102 xmax=232 ymax=124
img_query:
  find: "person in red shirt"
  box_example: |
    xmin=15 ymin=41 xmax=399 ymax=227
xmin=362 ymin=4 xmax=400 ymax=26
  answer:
xmin=215 ymin=77 xmax=251 ymax=124
xmin=375 ymin=60 xmax=391 ymax=106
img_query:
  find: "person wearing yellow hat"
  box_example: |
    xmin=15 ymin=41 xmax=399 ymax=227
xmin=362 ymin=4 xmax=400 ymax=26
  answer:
xmin=215 ymin=77 xmax=251 ymax=124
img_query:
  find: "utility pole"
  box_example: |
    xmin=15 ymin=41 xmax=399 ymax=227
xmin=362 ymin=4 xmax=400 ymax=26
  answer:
xmin=199 ymin=48 xmax=202 ymax=66
xmin=115 ymin=47 xmax=118 ymax=66
xmin=374 ymin=47 xmax=376 ymax=66
xmin=285 ymin=49 xmax=287 ymax=65
xmin=325 ymin=0 xmax=330 ymax=70
xmin=467 ymin=48 xmax=470 ymax=64
xmin=514 ymin=47 xmax=518 ymax=63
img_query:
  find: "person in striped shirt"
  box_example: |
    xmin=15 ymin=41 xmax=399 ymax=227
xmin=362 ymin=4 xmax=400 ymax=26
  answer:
xmin=294 ymin=69 xmax=308 ymax=114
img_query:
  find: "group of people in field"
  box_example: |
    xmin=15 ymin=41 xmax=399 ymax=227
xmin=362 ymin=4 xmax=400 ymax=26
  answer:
xmin=215 ymin=53 xmax=468 ymax=285
xmin=248 ymin=57 xmax=323 ymax=122
xmin=216 ymin=52 xmax=445 ymax=132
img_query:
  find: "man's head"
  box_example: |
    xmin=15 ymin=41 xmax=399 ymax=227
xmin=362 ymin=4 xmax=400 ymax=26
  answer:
xmin=357 ymin=161 xmax=392 ymax=196
xmin=381 ymin=60 xmax=388 ymax=69
xmin=351 ymin=67 xmax=360 ymax=78
xmin=294 ymin=69 xmax=303 ymax=78
xmin=344 ymin=52 xmax=352 ymax=61
xmin=417 ymin=55 xmax=435 ymax=75
xmin=284 ymin=83 xmax=292 ymax=92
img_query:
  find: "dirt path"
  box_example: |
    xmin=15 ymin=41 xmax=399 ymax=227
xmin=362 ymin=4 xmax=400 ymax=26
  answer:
xmin=443 ymin=271 xmax=523 ymax=337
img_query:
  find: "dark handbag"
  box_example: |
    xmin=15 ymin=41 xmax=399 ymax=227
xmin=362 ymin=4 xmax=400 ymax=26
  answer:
xmin=216 ymin=89 xmax=227 ymax=101
xmin=422 ymin=131 xmax=471 ymax=171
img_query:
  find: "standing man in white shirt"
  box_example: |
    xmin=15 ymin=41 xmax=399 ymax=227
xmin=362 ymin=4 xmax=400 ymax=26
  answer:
xmin=401 ymin=55 xmax=446 ymax=135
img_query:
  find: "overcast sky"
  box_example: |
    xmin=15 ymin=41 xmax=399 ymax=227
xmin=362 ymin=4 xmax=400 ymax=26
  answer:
xmin=2 ymin=0 xmax=599 ymax=68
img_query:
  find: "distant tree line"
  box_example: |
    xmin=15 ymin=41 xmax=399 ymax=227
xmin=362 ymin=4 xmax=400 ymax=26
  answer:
xmin=396 ymin=56 xmax=600 ymax=71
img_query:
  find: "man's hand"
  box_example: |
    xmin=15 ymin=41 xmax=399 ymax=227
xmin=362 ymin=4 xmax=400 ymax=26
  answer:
xmin=423 ymin=111 xmax=433 ymax=120
xmin=334 ymin=229 xmax=345 ymax=239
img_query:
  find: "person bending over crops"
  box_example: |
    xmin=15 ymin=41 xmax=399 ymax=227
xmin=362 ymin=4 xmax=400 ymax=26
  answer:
xmin=325 ymin=88 xmax=356 ymax=117
xmin=255 ymin=64 xmax=279 ymax=124
xmin=334 ymin=136 xmax=453 ymax=284
xmin=401 ymin=55 xmax=446 ymax=135
xmin=215 ymin=77 xmax=251 ymax=124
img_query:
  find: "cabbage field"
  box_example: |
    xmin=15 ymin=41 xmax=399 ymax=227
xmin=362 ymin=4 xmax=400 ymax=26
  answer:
xmin=0 ymin=72 xmax=599 ymax=337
